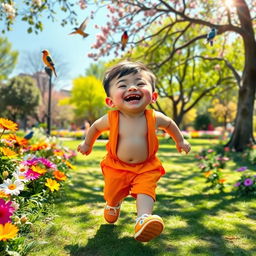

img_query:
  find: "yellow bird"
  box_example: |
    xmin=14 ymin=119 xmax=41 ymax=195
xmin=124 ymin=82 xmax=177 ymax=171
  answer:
xmin=41 ymin=49 xmax=57 ymax=77
xmin=69 ymin=18 xmax=89 ymax=38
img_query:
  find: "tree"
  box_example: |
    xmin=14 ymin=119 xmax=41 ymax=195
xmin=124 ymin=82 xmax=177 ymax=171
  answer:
xmin=0 ymin=75 xmax=41 ymax=128
xmin=0 ymin=37 xmax=18 ymax=80
xmin=83 ymin=0 xmax=255 ymax=151
xmin=208 ymin=89 xmax=237 ymax=130
xmin=85 ymin=61 xmax=106 ymax=80
xmin=2 ymin=1 xmax=256 ymax=151
xmin=69 ymin=76 xmax=107 ymax=123
xmin=0 ymin=1 xmax=81 ymax=34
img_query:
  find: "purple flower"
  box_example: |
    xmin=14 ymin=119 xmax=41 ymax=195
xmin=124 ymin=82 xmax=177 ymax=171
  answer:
xmin=244 ymin=178 xmax=253 ymax=186
xmin=234 ymin=182 xmax=241 ymax=187
xmin=236 ymin=166 xmax=247 ymax=172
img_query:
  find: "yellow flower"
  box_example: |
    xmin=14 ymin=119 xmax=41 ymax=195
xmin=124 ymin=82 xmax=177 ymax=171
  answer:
xmin=54 ymin=151 xmax=64 ymax=156
xmin=0 ymin=147 xmax=17 ymax=157
xmin=45 ymin=178 xmax=60 ymax=192
xmin=65 ymin=161 xmax=75 ymax=169
xmin=0 ymin=118 xmax=18 ymax=131
xmin=204 ymin=171 xmax=212 ymax=178
xmin=31 ymin=165 xmax=47 ymax=174
xmin=0 ymin=223 xmax=19 ymax=241
xmin=0 ymin=190 xmax=10 ymax=199
xmin=53 ymin=170 xmax=67 ymax=181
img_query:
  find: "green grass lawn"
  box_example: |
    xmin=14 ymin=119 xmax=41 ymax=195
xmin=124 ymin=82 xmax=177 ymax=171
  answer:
xmin=27 ymin=139 xmax=256 ymax=256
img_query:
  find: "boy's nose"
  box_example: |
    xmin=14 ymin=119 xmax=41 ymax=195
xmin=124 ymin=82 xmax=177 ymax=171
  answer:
xmin=128 ymin=85 xmax=137 ymax=91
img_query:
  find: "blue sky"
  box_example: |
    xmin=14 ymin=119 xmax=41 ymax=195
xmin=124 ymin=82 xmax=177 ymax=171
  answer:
xmin=2 ymin=4 xmax=110 ymax=90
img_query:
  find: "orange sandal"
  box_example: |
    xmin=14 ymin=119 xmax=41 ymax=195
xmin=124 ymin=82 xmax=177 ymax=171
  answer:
xmin=134 ymin=214 xmax=164 ymax=242
xmin=104 ymin=203 xmax=121 ymax=223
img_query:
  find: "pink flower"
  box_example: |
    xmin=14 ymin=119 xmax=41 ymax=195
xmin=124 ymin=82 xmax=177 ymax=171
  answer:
xmin=0 ymin=199 xmax=15 ymax=224
xmin=37 ymin=158 xmax=56 ymax=169
xmin=25 ymin=169 xmax=41 ymax=180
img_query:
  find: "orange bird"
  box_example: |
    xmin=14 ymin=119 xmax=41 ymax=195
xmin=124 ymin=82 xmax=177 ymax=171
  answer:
xmin=42 ymin=49 xmax=57 ymax=77
xmin=121 ymin=31 xmax=128 ymax=51
xmin=69 ymin=18 xmax=89 ymax=38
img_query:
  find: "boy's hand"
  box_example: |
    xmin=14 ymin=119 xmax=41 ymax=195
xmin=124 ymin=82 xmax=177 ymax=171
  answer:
xmin=77 ymin=142 xmax=92 ymax=155
xmin=176 ymin=139 xmax=191 ymax=154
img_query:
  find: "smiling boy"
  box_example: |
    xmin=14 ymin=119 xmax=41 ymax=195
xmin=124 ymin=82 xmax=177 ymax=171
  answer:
xmin=77 ymin=61 xmax=191 ymax=242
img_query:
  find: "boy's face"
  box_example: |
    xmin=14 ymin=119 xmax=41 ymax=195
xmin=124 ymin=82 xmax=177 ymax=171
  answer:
xmin=105 ymin=70 xmax=158 ymax=113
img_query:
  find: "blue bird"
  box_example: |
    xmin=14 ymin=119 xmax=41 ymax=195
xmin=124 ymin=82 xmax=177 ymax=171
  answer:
xmin=207 ymin=28 xmax=217 ymax=46
xmin=24 ymin=131 xmax=34 ymax=140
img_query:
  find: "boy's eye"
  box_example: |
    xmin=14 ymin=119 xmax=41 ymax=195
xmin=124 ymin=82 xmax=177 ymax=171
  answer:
xmin=118 ymin=85 xmax=126 ymax=88
xmin=137 ymin=83 xmax=145 ymax=86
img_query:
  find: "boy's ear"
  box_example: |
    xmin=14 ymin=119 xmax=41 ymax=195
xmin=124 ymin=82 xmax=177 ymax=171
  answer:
xmin=105 ymin=97 xmax=115 ymax=108
xmin=151 ymin=92 xmax=158 ymax=103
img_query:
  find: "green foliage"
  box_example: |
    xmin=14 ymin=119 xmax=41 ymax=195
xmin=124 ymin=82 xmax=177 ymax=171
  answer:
xmin=194 ymin=114 xmax=211 ymax=130
xmin=69 ymin=76 xmax=107 ymax=122
xmin=0 ymin=37 xmax=18 ymax=80
xmin=0 ymin=76 xmax=41 ymax=121
xmin=0 ymin=1 xmax=77 ymax=34
xmin=85 ymin=61 xmax=106 ymax=80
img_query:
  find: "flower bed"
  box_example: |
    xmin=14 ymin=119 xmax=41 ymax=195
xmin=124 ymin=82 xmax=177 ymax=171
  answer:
xmin=196 ymin=144 xmax=256 ymax=195
xmin=0 ymin=118 xmax=76 ymax=255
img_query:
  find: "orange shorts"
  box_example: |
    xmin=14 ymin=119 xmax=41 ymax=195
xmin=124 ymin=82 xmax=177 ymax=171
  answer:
xmin=102 ymin=166 xmax=162 ymax=206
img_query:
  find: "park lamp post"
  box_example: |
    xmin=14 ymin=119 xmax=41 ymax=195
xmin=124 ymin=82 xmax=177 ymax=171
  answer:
xmin=44 ymin=67 xmax=52 ymax=136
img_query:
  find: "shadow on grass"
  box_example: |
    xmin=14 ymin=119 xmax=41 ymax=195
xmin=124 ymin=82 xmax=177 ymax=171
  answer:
xmin=64 ymin=224 xmax=174 ymax=256
xmin=153 ymin=192 xmax=256 ymax=255
xmin=60 ymin=139 xmax=255 ymax=255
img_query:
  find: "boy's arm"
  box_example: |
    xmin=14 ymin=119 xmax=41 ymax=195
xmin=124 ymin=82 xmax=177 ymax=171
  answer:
xmin=155 ymin=111 xmax=191 ymax=153
xmin=77 ymin=114 xmax=109 ymax=155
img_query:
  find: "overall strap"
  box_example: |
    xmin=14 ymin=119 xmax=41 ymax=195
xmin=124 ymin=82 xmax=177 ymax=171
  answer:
xmin=107 ymin=110 xmax=119 ymax=160
xmin=145 ymin=109 xmax=159 ymax=158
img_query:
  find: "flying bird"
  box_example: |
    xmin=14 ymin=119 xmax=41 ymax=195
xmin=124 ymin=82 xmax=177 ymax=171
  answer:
xmin=121 ymin=31 xmax=128 ymax=51
xmin=206 ymin=28 xmax=217 ymax=46
xmin=69 ymin=18 xmax=89 ymax=38
xmin=42 ymin=49 xmax=57 ymax=77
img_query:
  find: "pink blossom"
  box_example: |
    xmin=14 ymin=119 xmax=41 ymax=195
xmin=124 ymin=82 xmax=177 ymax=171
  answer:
xmin=25 ymin=169 xmax=41 ymax=180
xmin=0 ymin=199 xmax=15 ymax=224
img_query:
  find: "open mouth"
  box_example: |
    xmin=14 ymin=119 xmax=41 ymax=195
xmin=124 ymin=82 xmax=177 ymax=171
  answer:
xmin=124 ymin=94 xmax=142 ymax=102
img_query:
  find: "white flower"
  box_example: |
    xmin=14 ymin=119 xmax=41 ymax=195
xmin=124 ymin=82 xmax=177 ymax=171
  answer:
xmin=16 ymin=164 xmax=29 ymax=173
xmin=1 ymin=3 xmax=16 ymax=19
xmin=13 ymin=171 xmax=29 ymax=183
xmin=0 ymin=179 xmax=24 ymax=195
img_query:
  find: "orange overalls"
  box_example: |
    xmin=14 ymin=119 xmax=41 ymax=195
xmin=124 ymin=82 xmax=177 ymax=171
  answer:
xmin=100 ymin=109 xmax=165 ymax=207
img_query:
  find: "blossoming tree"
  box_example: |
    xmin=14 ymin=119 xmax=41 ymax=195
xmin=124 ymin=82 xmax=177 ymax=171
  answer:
xmin=1 ymin=0 xmax=256 ymax=151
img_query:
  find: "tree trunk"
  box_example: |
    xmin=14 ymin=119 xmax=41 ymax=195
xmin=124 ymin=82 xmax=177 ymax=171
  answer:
xmin=226 ymin=43 xmax=256 ymax=151
xmin=227 ymin=84 xmax=255 ymax=151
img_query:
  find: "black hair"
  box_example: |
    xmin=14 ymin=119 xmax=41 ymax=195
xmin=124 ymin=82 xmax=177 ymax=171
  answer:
xmin=103 ymin=61 xmax=156 ymax=96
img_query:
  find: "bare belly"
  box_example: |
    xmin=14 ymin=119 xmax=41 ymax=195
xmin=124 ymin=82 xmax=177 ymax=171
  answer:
xmin=116 ymin=137 xmax=148 ymax=163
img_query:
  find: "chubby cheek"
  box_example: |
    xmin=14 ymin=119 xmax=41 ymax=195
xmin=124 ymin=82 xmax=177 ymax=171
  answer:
xmin=142 ymin=89 xmax=153 ymax=102
xmin=112 ymin=90 xmax=125 ymax=105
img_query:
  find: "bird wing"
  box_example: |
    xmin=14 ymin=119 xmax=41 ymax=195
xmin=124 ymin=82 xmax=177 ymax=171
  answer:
xmin=79 ymin=18 xmax=89 ymax=31
xmin=46 ymin=55 xmax=55 ymax=66
xmin=69 ymin=31 xmax=77 ymax=35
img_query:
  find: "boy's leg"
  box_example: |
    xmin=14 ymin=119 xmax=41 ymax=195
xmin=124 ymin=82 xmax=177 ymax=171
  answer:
xmin=134 ymin=193 xmax=164 ymax=242
xmin=102 ymin=166 xmax=131 ymax=223
xmin=131 ymin=170 xmax=164 ymax=242
xmin=136 ymin=193 xmax=154 ymax=217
